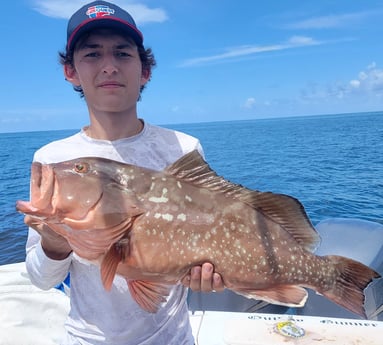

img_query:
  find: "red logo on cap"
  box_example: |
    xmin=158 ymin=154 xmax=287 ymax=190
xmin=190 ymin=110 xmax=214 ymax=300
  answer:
xmin=86 ymin=5 xmax=115 ymax=18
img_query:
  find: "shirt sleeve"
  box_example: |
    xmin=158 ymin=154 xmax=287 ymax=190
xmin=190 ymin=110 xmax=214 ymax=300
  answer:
xmin=25 ymin=227 xmax=72 ymax=290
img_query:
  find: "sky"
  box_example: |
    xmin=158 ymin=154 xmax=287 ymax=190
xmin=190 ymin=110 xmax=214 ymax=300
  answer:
xmin=1 ymin=0 xmax=383 ymax=133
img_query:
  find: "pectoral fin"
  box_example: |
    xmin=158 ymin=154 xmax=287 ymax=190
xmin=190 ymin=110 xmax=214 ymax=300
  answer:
xmin=127 ymin=280 xmax=171 ymax=313
xmin=234 ymin=285 xmax=308 ymax=308
xmin=100 ymin=243 xmax=125 ymax=291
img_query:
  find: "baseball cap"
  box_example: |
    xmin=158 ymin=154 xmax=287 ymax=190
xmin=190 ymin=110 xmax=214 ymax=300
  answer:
xmin=66 ymin=1 xmax=144 ymax=51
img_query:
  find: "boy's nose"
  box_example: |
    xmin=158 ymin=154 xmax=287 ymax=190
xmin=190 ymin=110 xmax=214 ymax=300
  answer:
xmin=102 ymin=56 xmax=118 ymax=74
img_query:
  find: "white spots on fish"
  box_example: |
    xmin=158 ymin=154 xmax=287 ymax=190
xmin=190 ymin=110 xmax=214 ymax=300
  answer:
xmin=177 ymin=181 xmax=182 ymax=189
xmin=119 ymin=173 xmax=135 ymax=185
xmin=177 ymin=213 xmax=187 ymax=222
xmin=233 ymin=239 xmax=242 ymax=249
xmin=162 ymin=213 xmax=174 ymax=222
xmin=185 ymin=195 xmax=192 ymax=202
xmin=224 ymin=228 xmax=231 ymax=239
xmin=260 ymin=257 xmax=267 ymax=267
xmin=188 ymin=233 xmax=202 ymax=248
xmin=154 ymin=212 xmax=174 ymax=222
xmin=149 ymin=188 xmax=169 ymax=203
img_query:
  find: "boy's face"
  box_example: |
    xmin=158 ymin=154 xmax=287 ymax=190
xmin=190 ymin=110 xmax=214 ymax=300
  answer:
xmin=64 ymin=30 xmax=149 ymax=114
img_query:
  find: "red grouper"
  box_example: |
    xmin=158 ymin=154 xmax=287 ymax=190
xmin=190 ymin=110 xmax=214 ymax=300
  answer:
xmin=16 ymin=150 xmax=381 ymax=316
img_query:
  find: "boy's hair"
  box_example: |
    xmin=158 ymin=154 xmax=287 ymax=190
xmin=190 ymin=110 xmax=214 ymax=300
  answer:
xmin=59 ymin=30 xmax=156 ymax=99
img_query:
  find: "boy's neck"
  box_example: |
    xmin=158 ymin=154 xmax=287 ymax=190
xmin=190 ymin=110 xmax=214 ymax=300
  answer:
xmin=84 ymin=114 xmax=144 ymax=141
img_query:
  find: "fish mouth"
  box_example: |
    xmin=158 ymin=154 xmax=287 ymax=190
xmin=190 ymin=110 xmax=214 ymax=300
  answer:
xmin=35 ymin=163 xmax=56 ymax=210
xmin=17 ymin=162 xmax=56 ymax=218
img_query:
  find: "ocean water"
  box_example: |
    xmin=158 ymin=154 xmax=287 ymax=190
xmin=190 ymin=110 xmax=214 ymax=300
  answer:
xmin=0 ymin=112 xmax=382 ymax=265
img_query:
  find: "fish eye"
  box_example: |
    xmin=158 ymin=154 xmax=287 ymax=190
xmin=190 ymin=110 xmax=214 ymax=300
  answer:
xmin=74 ymin=162 xmax=89 ymax=173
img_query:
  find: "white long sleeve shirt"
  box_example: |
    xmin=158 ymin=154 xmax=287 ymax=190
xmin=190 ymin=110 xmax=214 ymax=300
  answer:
xmin=26 ymin=121 xmax=203 ymax=345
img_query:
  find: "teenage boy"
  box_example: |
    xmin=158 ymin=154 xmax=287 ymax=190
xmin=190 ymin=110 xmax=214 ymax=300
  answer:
xmin=25 ymin=2 xmax=223 ymax=344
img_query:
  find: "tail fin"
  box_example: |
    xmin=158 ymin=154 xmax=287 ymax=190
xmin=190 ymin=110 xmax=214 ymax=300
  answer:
xmin=321 ymin=255 xmax=381 ymax=318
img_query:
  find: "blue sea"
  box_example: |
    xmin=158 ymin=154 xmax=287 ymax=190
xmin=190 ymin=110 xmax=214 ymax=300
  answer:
xmin=0 ymin=112 xmax=382 ymax=266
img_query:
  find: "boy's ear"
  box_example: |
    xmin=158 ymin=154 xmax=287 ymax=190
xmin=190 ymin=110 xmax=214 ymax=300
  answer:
xmin=64 ymin=65 xmax=80 ymax=86
xmin=141 ymin=68 xmax=151 ymax=86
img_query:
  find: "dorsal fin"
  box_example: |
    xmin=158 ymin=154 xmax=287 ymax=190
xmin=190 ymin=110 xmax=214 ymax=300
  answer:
xmin=239 ymin=191 xmax=321 ymax=252
xmin=165 ymin=150 xmax=320 ymax=252
xmin=165 ymin=150 xmax=250 ymax=197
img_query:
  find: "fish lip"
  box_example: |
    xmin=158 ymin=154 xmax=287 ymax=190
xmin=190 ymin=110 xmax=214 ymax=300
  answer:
xmin=29 ymin=162 xmax=55 ymax=215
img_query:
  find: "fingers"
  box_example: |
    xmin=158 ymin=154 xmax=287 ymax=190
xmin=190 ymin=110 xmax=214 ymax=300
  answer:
xmin=212 ymin=272 xmax=225 ymax=292
xmin=24 ymin=215 xmax=72 ymax=259
xmin=24 ymin=215 xmax=44 ymax=232
xmin=199 ymin=263 xmax=214 ymax=292
xmin=182 ymin=263 xmax=224 ymax=292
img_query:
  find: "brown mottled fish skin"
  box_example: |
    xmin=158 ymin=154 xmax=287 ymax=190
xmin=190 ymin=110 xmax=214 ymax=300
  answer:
xmin=16 ymin=150 xmax=381 ymax=316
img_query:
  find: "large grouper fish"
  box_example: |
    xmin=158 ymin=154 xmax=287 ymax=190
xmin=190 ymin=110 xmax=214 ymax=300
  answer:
xmin=16 ymin=150 xmax=380 ymax=317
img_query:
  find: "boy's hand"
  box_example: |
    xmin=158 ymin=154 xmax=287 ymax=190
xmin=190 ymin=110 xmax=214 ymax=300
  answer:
xmin=182 ymin=263 xmax=224 ymax=292
xmin=25 ymin=215 xmax=72 ymax=260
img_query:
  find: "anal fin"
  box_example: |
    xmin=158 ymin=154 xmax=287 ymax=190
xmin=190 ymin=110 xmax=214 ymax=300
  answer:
xmin=234 ymin=285 xmax=308 ymax=308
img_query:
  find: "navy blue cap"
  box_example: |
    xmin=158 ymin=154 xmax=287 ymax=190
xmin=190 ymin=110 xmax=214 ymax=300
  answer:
xmin=67 ymin=1 xmax=144 ymax=51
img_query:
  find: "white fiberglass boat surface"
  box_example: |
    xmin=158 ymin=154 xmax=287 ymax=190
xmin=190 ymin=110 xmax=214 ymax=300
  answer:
xmin=1 ymin=218 xmax=382 ymax=344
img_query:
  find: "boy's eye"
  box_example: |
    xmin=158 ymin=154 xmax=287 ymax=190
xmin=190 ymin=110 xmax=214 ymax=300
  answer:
xmin=116 ymin=51 xmax=132 ymax=57
xmin=84 ymin=51 xmax=99 ymax=57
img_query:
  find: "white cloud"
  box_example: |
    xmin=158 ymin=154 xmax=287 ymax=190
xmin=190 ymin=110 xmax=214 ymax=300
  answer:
xmin=349 ymin=80 xmax=360 ymax=88
xmin=287 ymin=10 xmax=379 ymax=29
xmin=287 ymin=35 xmax=316 ymax=45
xmin=180 ymin=36 xmax=322 ymax=67
xmin=359 ymin=71 xmax=368 ymax=81
xmin=31 ymin=0 xmax=168 ymax=23
xmin=300 ymin=63 xmax=383 ymax=102
xmin=348 ymin=63 xmax=383 ymax=94
xmin=242 ymin=97 xmax=256 ymax=109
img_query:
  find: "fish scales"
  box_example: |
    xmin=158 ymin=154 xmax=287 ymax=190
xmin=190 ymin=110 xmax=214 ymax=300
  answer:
xmin=16 ymin=150 xmax=381 ymax=317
